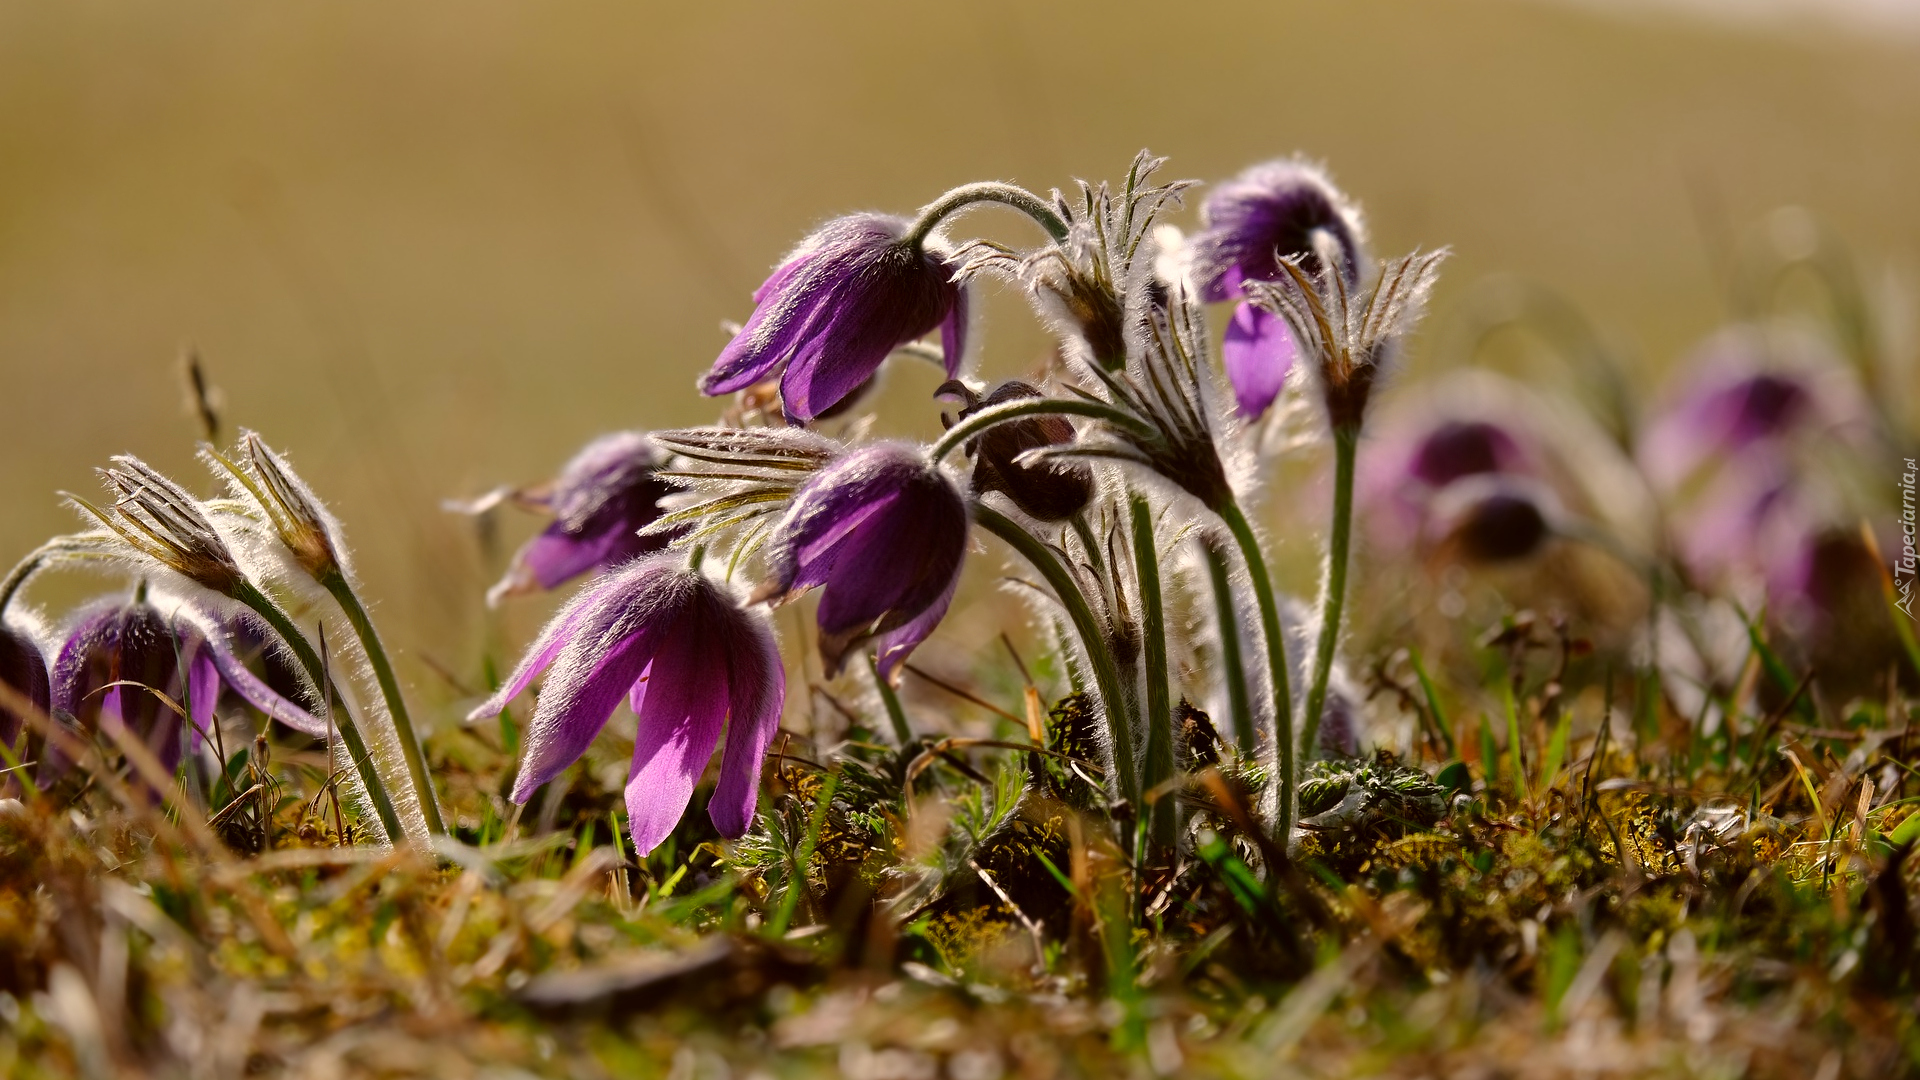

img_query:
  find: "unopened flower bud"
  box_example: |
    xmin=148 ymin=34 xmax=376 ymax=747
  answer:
xmin=944 ymin=380 xmax=1095 ymax=522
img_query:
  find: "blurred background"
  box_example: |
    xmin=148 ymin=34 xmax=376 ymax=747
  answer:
xmin=2 ymin=0 xmax=1916 ymax=686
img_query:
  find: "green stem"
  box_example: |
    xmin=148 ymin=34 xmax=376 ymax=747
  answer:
xmin=1129 ymin=492 xmax=1174 ymax=846
xmin=976 ymin=504 xmax=1138 ymax=808
xmin=1216 ymin=498 xmax=1295 ymax=843
xmin=1301 ymin=426 xmax=1358 ymax=765
xmin=232 ymin=580 xmax=406 ymax=846
xmin=869 ymin=654 xmax=915 ymax=748
xmin=1201 ymin=534 xmax=1255 ymax=753
xmin=905 ymin=182 xmax=1072 ymax=249
xmin=1070 ymin=513 xmax=1105 ymax=575
xmin=320 ymin=572 xmax=446 ymax=836
xmin=929 ymin=397 xmax=1155 ymax=466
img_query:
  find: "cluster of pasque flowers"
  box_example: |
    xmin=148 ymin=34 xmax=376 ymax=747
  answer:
xmin=1 ymin=150 xmax=1445 ymax=854
xmin=460 ymin=150 xmax=1445 ymax=851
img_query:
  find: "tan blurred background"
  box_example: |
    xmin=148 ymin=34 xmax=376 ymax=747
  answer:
xmin=2 ymin=0 xmax=1916 ymax=680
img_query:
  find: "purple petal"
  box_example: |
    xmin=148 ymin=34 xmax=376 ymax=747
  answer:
xmin=1222 ymin=302 xmax=1295 ymax=419
xmin=469 ymin=573 xmax=625 ymax=721
xmin=708 ymin=610 xmax=785 ymax=838
xmin=778 ymin=297 xmax=920 ymax=423
xmin=516 ymin=523 xmax=632 ymax=591
xmin=205 ymin=633 xmax=328 ymax=738
xmin=701 ymin=255 xmax=833 ymax=396
xmin=1192 ymin=159 xmax=1364 ymax=297
xmin=0 ymin=622 xmax=49 ymax=754
xmin=815 ymin=481 xmax=966 ymax=640
xmin=506 ymin=576 xmax=675 ymax=802
xmin=768 ymin=446 xmax=926 ymax=592
xmin=940 ymin=278 xmax=970 ymax=378
xmin=624 ymin=623 xmax=731 ymax=856
xmin=873 ymin=567 xmax=957 ymax=681
xmin=186 ymin=642 xmax=219 ymax=757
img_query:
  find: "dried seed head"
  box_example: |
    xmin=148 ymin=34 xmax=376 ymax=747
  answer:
xmin=71 ymin=457 xmax=245 ymax=595
xmin=1247 ymin=246 xmax=1448 ymax=432
xmin=236 ymin=431 xmax=341 ymax=579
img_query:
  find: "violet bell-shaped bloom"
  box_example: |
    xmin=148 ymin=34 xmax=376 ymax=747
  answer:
xmin=699 ymin=214 xmax=970 ymax=424
xmin=0 ymin=620 xmax=49 ymax=758
xmin=45 ymin=590 xmax=325 ymax=783
xmin=1190 ymin=159 xmax=1366 ymax=419
xmin=762 ymin=442 xmax=968 ymax=678
xmin=485 ymin=432 xmax=683 ymax=604
xmin=468 ymin=555 xmax=784 ymax=855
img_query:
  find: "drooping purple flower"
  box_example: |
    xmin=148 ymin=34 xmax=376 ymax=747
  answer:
xmin=0 ymin=620 xmax=49 ymax=761
xmin=1361 ymin=409 xmax=1539 ymax=554
xmin=763 ymin=442 xmax=968 ymax=678
xmin=1638 ymin=329 xmax=1871 ymax=492
xmin=1407 ymin=420 xmax=1527 ymax=488
xmin=468 ymin=556 xmax=785 ymax=855
xmin=45 ymin=591 xmax=325 ymax=784
xmin=1190 ymin=160 xmax=1366 ymax=419
xmin=699 ymin=214 xmax=970 ymax=424
xmin=485 ymin=433 xmax=683 ymax=604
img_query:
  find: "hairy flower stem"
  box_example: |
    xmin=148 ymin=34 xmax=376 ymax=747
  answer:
xmin=1129 ymin=492 xmax=1175 ymax=847
xmin=975 ymin=504 xmax=1139 ymax=809
xmin=1301 ymin=425 xmax=1358 ymax=764
xmin=1070 ymin=513 xmax=1105 ymax=575
xmin=230 ymin=580 xmax=406 ymax=845
xmin=869 ymin=654 xmax=915 ymax=748
xmin=1216 ymin=498 xmax=1296 ymax=842
xmin=319 ymin=572 xmax=446 ymax=836
xmin=929 ymin=398 xmax=1157 ymax=466
xmin=904 ymin=182 xmax=1072 ymax=250
xmin=1201 ymin=535 xmax=1256 ymax=753
xmin=0 ymin=538 xmax=113 ymax=616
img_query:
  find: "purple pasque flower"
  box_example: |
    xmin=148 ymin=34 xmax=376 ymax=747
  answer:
xmin=1190 ymin=159 xmax=1366 ymax=419
xmin=468 ymin=555 xmax=784 ymax=855
xmin=45 ymin=590 xmax=325 ymax=783
xmin=699 ymin=214 xmax=970 ymax=424
xmin=485 ymin=432 xmax=683 ymax=605
xmin=0 ymin=620 xmax=49 ymax=762
xmin=1638 ymin=328 xmax=1869 ymax=491
xmin=762 ymin=442 xmax=968 ymax=678
xmin=1361 ymin=407 xmax=1540 ymax=554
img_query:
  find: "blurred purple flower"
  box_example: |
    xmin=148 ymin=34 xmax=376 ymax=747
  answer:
xmin=1361 ymin=411 xmax=1540 ymax=554
xmin=1190 ymin=160 xmax=1366 ymax=419
xmin=1406 ymin=420 xmax=1527 ymax=488
xmin=468 ymin=556 xmax=784 ymax=855
xmin=0 ymin=621 xmax=49 ymax=761
xmin=1639 ymin=329 xmax=1870 ymax=492
xmin=485 ymin=432 xmax=682 ymax=605
xmin=700 ymin=214 xmax=970 ymax=424
xmin=763 ymin=442 xmax=968 ymax=678
xmin=45 ymin=592 xmax=324 ymax=784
